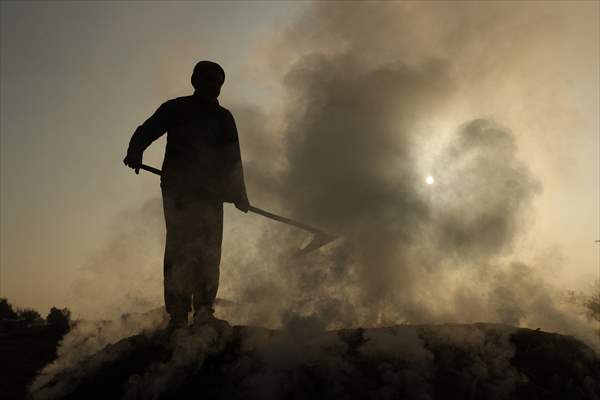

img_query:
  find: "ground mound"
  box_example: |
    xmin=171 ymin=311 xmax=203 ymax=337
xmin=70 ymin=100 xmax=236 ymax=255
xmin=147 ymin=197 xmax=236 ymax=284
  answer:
xmin=29 ymin=322 xmax=599 ymax=400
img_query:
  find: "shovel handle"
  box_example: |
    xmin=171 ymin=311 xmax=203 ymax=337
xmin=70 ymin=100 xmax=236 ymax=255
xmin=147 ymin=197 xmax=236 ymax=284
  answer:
xmin=138 ymin=163 xmax=337 ymax=252
xmin=247 ymin=206 xmax=320 ymax=234
xmin=140 ymin=164 xmax=162 ymax=176
xmin=139 ymin=164 xmax=326 ymax=236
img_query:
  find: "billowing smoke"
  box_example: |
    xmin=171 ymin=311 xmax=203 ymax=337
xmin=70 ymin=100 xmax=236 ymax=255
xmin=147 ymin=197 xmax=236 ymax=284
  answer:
xmin=29 ymin=2 xmax=599 ymax=396
xmin=63 ymin=0 xmax=597 ymax=344
xmin=215 ymin=1 xmax=597 ymax=344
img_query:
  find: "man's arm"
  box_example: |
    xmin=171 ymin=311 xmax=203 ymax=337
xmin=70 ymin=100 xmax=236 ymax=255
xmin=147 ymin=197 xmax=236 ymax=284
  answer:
xmin=123 ymin=101 xmax=172 ymax=174
xmin=220 ymin=109 xmax=250 ymax=212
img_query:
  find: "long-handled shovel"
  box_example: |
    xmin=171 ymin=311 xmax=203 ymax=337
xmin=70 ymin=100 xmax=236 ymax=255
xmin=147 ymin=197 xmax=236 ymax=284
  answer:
xmin=139 ymin=164 xmax=338 ymax=256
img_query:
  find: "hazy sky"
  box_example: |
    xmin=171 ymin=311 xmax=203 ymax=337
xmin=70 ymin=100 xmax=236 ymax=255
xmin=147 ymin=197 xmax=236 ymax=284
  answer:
xmin=0 ymin=0 xmax=598 ymax=319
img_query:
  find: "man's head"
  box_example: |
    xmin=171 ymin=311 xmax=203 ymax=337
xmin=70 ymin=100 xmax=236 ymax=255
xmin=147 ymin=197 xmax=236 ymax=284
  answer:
xmin=191 ymin=61 xmax=225 ymax=98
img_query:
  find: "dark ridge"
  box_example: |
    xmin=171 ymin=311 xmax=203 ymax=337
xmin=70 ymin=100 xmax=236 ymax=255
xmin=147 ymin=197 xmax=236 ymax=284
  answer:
xmin=28 ymin=323 xmax=599 ymax=400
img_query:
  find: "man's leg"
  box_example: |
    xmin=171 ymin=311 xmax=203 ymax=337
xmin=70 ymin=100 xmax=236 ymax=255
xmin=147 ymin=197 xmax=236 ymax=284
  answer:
xmin=163 ymin=196 xmax=194 ymax=327
xmin=189 ymin=201 xmax=224 ymax=324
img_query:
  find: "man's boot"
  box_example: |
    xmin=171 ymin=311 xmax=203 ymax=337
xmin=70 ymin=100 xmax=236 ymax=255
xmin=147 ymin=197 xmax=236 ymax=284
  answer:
xmin=167 ymin=311 xmax=188 ymax=330
xmin=193 ymin=306 xmax=228 ymax=329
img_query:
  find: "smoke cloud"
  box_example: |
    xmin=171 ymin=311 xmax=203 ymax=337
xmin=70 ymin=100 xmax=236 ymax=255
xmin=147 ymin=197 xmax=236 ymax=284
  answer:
xmin=64 ymin=0 xmax=598 ymax=343
xmin=28 ymin=3 xmax=599 ymax=397
xmin=215 ymin=1 xmax=598 ymax=345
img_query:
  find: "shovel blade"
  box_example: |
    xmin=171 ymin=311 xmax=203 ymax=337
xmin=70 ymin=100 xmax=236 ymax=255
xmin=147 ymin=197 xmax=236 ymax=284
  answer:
xmin=294 ymin=233 xmax=338 ymax=257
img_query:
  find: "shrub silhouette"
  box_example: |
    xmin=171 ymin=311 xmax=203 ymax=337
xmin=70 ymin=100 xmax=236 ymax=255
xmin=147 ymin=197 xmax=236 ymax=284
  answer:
xmin=0 ymin=298 xmax=18 ymax=320
xmin=46 ymin=307 xmax=71 ymax=332
xmin=19 ymin=308 xmax=43 ymax=324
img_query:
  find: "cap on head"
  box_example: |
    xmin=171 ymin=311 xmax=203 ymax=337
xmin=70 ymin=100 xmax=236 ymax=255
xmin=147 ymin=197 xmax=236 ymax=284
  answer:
xmin=191 ymin=61 xmax=225 ymax=97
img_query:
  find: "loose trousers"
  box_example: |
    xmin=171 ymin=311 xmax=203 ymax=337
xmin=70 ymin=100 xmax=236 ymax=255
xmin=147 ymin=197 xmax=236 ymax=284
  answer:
xmin=162 ymin=193 xmax=223 ymax=316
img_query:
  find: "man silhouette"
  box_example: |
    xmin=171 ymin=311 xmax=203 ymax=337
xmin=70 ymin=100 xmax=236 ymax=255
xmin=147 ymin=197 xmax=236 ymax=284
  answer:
xmin=123 ymin=61 xmax=249 ymax=328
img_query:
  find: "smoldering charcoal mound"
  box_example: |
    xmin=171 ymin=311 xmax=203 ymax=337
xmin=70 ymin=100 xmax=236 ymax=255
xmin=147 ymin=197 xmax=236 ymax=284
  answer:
xmin=29 ymin=323 xmax=599 ymax=400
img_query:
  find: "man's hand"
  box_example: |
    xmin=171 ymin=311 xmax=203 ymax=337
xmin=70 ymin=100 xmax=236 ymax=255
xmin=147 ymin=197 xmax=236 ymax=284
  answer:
xmin=123 ymin=150 xmax=143 ymax=174
xmin=235 ymin=196 xmax=250 ymax=213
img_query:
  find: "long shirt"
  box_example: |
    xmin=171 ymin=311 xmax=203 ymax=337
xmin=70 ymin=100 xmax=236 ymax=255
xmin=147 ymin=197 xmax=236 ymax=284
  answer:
xmin=127 ymin=93 xmax=248 ymax=203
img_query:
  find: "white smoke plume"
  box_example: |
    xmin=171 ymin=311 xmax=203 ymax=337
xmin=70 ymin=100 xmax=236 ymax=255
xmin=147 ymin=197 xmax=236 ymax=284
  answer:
xmin=54 ymin=0 xmax=598 ymax=370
